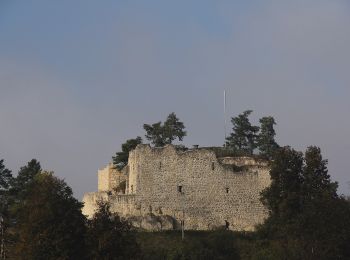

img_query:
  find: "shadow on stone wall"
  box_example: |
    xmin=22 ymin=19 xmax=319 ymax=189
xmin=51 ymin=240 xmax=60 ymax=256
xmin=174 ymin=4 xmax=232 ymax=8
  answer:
xmin=128 ymin=214 xmax=177 ymax=231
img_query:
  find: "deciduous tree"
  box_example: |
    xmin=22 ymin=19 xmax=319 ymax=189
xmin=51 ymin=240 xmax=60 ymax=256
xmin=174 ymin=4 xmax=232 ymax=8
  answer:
xmin=12 ymin=172 xmax=87 ymax=259
xmin=86 ymin=201 xmax=139 ymax=259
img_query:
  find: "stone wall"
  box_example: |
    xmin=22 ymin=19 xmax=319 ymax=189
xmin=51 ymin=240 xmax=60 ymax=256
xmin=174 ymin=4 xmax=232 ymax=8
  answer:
xmin=83 ymin=144 xmax=271 ymax=231
xmin=97 ymin=162 xmax=127 ymax=192
xmin=82 ymin=192 xmax=138 ymax=218
xmin=127 ymin=145 xmax=270 ymax=231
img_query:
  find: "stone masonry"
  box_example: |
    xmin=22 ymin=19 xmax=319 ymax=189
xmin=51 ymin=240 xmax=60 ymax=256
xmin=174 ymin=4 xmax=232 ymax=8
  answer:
xmin=82 ymin=144 xmax=271 ymax=231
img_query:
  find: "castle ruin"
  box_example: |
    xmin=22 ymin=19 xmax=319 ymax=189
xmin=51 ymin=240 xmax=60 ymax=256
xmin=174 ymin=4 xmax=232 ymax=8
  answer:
xmin=82 ymin=144 xmax=271 ymax=231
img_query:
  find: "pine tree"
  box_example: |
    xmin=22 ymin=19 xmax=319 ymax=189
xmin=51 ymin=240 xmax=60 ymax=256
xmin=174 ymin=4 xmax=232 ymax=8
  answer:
xmin=144 ymin=112 xmax=186 ymax=147
xmin=257 ymin=116 xmax=279 ymax=159
xmin=113 ymin=137 xmax=142 ymax=170
xmin=225 ymin=110 xmax=259 ymax=155
xmin=11 ymin=159 xmax=41 ymax=200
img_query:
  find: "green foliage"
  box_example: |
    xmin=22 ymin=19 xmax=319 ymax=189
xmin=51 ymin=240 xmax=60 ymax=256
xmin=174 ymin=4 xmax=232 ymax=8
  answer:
xmin=11 ymin=172 xmax=87 ymax=260
xmin=11 ymin=159 xmax=41 ymax=200
xmin=0 ymin=160 xmax=12 ymax=194
xmin=86 ymin=201 xmax=139 ymax=260
xmin=144 ymin=112 xmax=186 ymax=147
xmin=0 ymin=160 xmax=13 ymax=260
xmin=257 ymin=116 xmax=279 ymax=159
xmin=225 ymin=110 xmax=259 ymax=155
xmin=136 ymin=231 xmax=239 ymax=260
xmin=259 ymin=146 xmax=350 ymax=259
xmin=0 ymin=159 xmax=12 ymax=208
xmin=260 ymin=146 xmax=304 ymax=219
xmin=113 ymin=137 xmax=142 ymax=170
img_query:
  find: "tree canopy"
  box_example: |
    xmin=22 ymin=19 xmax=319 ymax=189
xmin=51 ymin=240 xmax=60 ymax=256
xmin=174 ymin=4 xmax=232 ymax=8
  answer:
xmin=226 ymin=110 xmax=280 ymax=157
xmin=11 ymin=159 xmax=41 ymax=200
xmin=258 ymin=146 xmax=350 ymax=259
xmin=0 ymin=160 xmax=12 ymax=259
xmin=143 ymin=112 xmax=186 ymax=147
xmin=0 ymin=160 xmax=12 ymax=195
xmin=113 ymin=137 xmax=142 ymax=170
xmin=86 ymin=201 xmax=139 ymax=259
xmin=12 ymin=171 xmax=87 ymax=259
xmin=225 ymin=110 xmax=259 ymax=155
xmin=257 ymin=116 xmax=279 ymax=159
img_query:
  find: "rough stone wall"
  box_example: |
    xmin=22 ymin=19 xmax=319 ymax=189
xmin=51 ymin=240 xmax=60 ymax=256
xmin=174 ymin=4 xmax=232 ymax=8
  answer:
xmin=97 ymin=162 xmax=127 ymax=192
xmin=127 ymin=145 xmax=270 ymax=231
xmin=83 ymin=145 xmax=271 ymax=231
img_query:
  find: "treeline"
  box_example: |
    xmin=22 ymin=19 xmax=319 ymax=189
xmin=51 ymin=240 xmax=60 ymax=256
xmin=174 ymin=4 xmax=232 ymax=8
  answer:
xmin=0 ymin=160 xmax=139 ymax=259
xmin=2 ymin=111 xmax=350 ymax=259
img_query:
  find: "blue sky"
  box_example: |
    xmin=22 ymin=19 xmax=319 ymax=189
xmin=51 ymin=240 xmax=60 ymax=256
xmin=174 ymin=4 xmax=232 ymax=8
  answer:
xmin=1 ymin=0 xmax=350 ymax=198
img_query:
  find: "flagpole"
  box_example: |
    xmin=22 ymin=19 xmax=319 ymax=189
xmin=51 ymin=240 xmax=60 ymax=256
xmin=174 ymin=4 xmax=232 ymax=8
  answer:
xmin=224 ymin=90 xmax=227 ymax=143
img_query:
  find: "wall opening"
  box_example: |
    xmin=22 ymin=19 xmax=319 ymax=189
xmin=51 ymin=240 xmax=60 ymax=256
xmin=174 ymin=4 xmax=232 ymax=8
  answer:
xmin=177 ymin=185 xmax=183 ymax=193
xmin=131 ymin=185 xmax=134 ymax=193
xmin=211 ymin=162 xmax=215 ymax=171
xmin=159 ymin=161 xmax=162 ymax=170
xmin=225 ymin=187 xmax=229 ymax=193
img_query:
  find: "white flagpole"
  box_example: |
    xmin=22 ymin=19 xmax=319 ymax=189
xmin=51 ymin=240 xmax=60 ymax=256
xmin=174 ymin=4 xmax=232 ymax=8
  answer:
xmin=224 ymin=90 xmax=227 ymax=142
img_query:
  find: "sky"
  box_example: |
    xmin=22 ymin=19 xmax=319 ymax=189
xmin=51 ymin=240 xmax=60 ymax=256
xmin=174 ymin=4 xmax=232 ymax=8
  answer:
xmin=1 ymin=0 xmax=350 ymax=198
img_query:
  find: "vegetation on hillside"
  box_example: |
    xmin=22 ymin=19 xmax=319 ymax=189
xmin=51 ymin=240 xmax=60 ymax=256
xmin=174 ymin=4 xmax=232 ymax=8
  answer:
xmin=2 ymin=111 xmax=350 ymax=259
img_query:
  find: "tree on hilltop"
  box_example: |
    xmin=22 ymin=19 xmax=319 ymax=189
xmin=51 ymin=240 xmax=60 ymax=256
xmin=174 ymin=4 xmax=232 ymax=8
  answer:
xmin=113 ymin=137 xmax=142 ymax=170
xmin=225 ymin=110 xmax=259 ymax=155
xmin=143 ymin=112 xmax=186 ymax=147
xmin=257 ymin=116 xmax=279 ymax=159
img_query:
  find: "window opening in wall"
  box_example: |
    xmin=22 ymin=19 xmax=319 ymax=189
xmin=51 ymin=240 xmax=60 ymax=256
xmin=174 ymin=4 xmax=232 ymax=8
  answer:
xmin=225 ymin=187 xmax=229 ymax=193
xmin=211 ymin=162 xmax=215 ymax=171
xmin=159 ymin=161 xmax=162 ymax=170
xmin=131 ymin=185 xmax=134 ymax=193
xmin=177 ymin=185 xmax=183 ymax=193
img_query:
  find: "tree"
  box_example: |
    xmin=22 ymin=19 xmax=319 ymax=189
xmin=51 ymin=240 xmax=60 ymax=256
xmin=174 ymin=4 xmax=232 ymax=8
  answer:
xmin=259 ymin=146 xmax=350 ymax=259
xmin=113 ymin=137 xmax=142 ymax=170
xmin=0 ymin=160 xmax=12 ymax=260
xmin=12 ymin=172 xmax=87 ymax=260
xmin=257 ymin=116 xmax=279 ymax=159
xmin=260 ymin=146 xmax=304 ymax=222
xmin=0 ymin=160 xmax=12 ymax=195
xmin=11 ymin=159 xmax=41 ymax=200
xmin=143 ymin=112 xmax=186 ymax=147
xmin=86 ymin=201 xmax=139 ymax=260
xmin=302 ymin=146 xmax=337 ymax=199
xmin=225 ymin=110 xmax=259 ymax=155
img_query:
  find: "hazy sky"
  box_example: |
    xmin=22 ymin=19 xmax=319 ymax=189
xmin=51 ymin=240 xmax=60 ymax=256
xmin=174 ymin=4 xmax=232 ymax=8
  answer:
xmin=1 ymin=0 xmax=350 ymax=198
